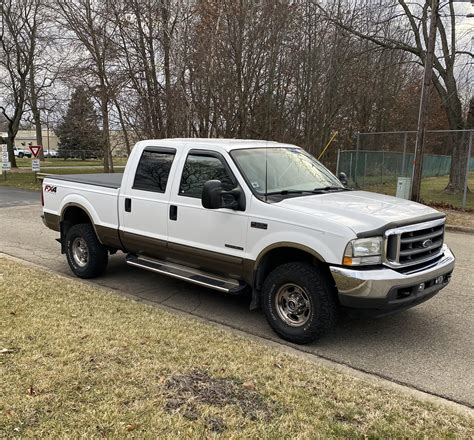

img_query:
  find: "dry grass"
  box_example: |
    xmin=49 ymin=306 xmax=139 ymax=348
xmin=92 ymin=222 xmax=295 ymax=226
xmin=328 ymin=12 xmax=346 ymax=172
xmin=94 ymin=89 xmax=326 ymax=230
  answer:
xmin=364 ymin=172 xmax=474 ymax=210
xmin=14 ymin=158 xmax=128 ymax=168
xmin=0 ymin=168 xmax=124 ymax=191
xmin=1 ymin=258 xmax=473 ymax=438
xmin=443 ymin=209 xmax=474 ymax=229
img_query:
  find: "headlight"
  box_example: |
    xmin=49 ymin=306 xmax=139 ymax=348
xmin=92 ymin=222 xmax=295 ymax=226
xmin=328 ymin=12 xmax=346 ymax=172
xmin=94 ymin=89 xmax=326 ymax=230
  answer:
xmin=343 ymin=237 xmax=383 ymax=266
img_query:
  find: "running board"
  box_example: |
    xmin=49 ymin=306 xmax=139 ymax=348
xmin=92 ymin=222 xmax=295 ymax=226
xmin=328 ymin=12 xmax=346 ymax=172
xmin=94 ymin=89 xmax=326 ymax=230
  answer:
xmin=125 ymin=254 xmax=247 ymax=294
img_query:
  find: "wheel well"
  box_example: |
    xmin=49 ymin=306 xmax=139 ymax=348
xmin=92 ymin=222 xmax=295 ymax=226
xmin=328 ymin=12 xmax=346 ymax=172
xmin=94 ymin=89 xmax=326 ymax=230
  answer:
xmin=61 ymin=205 xmax=92 ymax=238
xmin=254 ymin=247 xmax=323 ymax=292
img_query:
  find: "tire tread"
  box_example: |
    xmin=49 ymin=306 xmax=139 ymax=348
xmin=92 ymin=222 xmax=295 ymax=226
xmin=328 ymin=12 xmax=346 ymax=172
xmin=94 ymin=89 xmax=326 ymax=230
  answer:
xmin=65 ymin=223 xmax=108 ymax=279
xmin=262 ymin=262 xmax=337 ymax=344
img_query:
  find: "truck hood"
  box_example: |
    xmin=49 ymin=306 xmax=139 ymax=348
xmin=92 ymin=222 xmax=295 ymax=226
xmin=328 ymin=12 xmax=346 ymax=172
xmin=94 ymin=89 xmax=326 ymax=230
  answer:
xmin=278 ymin=190 xmax=443 ymax=235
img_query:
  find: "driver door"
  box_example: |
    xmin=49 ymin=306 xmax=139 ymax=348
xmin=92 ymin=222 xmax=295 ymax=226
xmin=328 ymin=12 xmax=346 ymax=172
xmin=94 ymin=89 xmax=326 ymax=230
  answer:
xmin=167 ymin=148 xmax=249 ymax=278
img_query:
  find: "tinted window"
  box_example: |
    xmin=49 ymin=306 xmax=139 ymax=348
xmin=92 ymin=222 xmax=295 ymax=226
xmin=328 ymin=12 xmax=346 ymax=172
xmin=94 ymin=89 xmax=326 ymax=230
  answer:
xmin=179 ymin=154 xmax=235 ymax=198
xmin=133 ymin=150 xmax=175 ymax=192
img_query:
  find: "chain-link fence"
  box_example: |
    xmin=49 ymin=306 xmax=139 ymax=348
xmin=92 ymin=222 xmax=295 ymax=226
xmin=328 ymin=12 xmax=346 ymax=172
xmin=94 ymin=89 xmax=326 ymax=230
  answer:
xmin=336 ymin=130 xmax=474 ymax=209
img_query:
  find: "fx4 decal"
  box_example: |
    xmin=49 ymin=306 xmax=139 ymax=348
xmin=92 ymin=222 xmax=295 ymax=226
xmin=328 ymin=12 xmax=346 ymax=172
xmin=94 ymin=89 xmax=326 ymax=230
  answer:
xmin=44 ymin=185 xmax=57 ymax=193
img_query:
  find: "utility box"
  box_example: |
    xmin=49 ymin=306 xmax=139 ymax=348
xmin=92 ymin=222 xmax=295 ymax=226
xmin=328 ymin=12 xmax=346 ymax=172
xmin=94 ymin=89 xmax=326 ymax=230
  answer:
xmin=396 ymin=177 xmax=411 ymax=200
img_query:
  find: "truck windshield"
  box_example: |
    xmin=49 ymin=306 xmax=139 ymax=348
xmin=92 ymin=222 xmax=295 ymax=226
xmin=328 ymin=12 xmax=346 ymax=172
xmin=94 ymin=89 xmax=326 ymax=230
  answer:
xmin=231 ymin=147 xmax=344 ymax=196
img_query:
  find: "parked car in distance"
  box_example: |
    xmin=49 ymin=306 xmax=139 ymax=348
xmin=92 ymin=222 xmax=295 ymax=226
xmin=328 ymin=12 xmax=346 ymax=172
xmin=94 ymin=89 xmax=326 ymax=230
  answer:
xmin=45 ymin=150 xmax=59 ymax=158
xmin=13 ymin=147 xmax=32 ymax=158
xmin=41 ymin=139 xmax=455 ymax=344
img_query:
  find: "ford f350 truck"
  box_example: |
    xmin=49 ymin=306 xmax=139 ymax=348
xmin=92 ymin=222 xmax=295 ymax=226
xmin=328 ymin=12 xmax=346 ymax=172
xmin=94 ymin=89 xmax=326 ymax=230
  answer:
xmin=42 ymin=139 xmax=455 ymax=344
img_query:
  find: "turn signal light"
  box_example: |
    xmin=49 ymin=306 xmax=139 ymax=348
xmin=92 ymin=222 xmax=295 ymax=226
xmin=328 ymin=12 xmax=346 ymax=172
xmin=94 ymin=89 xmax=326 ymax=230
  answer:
xmin=343 ymin=257 xmax=352 ymax=265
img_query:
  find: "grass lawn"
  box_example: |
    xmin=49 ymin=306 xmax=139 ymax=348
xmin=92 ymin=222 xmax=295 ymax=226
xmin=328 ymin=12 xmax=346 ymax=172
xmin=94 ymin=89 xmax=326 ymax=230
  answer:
xmin=1 ymin=258 xmax=473 ymax=438
xmin=364 ymin=173 xmax=474 ymax=210
xmin=14 ymin=157 xmax=128 ymax=168
xmin=0 ymin=167 xmax=124 ymax=191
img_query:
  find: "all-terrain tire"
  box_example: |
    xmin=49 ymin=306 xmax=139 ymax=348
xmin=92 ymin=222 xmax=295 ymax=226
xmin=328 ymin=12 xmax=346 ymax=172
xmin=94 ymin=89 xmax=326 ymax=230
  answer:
xmin=65 ymin=223 xmax=108 ymax=279
xmin=262 ymin=262 xmax=338 ymax=344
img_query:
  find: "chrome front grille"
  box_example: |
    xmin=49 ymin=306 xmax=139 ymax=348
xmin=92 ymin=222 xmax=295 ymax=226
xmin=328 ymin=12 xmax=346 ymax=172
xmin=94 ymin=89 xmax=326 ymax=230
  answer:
xmin=385 ymin=218 xmax=445 ymax=269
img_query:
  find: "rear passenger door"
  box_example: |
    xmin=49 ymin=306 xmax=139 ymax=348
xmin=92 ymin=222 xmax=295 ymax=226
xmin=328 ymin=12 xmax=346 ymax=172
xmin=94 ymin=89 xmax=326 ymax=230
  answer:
xmin=119 ymin=146 xmax=177 ymax=258
xmin=167 ymin=149 xmax=248 ymax=278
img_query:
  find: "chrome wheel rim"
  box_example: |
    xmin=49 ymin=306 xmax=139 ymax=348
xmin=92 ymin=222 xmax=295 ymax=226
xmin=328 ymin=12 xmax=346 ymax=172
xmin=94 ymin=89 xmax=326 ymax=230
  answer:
xmin=72 ymin=237 xmax=89 ymax=267
xmin=275 ymin=283 xmax=312 ymax=327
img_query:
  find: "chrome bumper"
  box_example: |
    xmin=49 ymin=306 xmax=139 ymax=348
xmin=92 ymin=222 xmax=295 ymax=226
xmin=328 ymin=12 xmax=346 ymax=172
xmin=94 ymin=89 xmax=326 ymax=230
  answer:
xmin=330 ymin=245 xmax=455 ymax=308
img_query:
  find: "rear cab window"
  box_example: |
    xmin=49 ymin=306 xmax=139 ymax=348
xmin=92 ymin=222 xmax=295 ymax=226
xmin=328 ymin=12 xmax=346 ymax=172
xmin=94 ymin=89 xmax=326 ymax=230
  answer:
xmin=133 ymin=148 xmax=176 ymax=193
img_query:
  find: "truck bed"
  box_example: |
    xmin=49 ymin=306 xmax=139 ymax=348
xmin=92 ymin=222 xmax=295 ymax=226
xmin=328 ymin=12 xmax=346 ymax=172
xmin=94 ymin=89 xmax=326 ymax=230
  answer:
xmin=48 ymin=173 xmax=123 ymax=189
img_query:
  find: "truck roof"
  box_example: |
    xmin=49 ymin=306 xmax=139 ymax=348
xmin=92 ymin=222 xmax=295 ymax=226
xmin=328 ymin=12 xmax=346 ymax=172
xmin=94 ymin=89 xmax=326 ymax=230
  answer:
xmin=134 ymin=138 xmax=299 ymax=152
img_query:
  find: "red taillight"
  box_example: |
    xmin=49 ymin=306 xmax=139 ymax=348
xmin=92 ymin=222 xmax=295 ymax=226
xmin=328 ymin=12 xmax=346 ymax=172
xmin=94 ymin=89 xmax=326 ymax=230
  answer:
xmin=41 ymin=188 xmax=44 ymax=206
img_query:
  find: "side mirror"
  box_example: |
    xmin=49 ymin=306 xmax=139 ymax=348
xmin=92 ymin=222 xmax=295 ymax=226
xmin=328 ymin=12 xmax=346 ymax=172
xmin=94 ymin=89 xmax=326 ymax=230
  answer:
xmin=202 ymin=180 xmax=245 ymax=211
xmin=338 ymin=172 xmax=348 ymax=187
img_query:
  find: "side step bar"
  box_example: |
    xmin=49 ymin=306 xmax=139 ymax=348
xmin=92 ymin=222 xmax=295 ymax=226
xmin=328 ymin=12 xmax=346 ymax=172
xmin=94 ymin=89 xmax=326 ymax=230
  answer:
xmin=125 ymin=254 xmax=247 ymax=294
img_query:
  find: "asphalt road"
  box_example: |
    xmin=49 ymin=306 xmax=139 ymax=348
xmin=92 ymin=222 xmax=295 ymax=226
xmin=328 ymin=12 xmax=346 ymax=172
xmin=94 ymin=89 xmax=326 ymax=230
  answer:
xmin=1 ymin=187 xmax=473 ymax=407
xmin=0 ymin=187 xmax=40 ymax=207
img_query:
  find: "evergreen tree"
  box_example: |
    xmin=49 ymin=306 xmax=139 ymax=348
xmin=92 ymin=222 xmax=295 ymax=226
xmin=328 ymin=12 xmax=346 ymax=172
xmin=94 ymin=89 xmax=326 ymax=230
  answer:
xmin=56 ymin=87 xmax=103 ymax=159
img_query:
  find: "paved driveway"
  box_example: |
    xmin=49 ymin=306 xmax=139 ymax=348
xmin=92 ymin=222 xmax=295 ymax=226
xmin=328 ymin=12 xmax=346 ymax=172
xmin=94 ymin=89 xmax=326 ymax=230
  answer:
xmin=1 ymin=188 xmax=473 ymax=407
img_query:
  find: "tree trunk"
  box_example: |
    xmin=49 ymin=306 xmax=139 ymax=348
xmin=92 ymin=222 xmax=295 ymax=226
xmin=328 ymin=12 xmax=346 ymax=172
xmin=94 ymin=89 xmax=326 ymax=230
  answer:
xmin=114 ymin=98 xmax=131 ymax=156
xmin=440 ymin=80 xmax=468 ymax=194
xmin=161 ymin=0 xmax=173 ymax=137
xmin=6 ymin=133 xmax=18 ymax=169
xmin=5 ymin=110 xmax=22 ymax=168
xmin=445 ymin=129 xmax=468 ymax=194
xmin=100 ymin=95 xmax=112 ymax=173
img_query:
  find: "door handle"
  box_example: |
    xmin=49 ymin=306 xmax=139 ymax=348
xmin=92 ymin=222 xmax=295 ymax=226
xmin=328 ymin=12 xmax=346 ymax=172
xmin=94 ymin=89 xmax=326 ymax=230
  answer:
xmin=125 ymin=198 xmax=131 ymax=212
xmin=169 ymin=205 xmax=177 ymax=221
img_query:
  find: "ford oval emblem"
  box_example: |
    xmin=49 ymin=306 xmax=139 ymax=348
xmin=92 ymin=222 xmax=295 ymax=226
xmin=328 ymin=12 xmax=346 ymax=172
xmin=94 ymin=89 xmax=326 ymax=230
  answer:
xmin=422 ymin=239 xmax=433 ymax=248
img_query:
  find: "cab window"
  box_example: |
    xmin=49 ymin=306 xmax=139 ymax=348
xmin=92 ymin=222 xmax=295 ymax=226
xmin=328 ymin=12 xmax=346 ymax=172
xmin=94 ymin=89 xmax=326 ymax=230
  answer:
xmin=179 ymin=153 xmax=235 ymax=198
xmin=133 ymin=149 xmax=175 ymax=193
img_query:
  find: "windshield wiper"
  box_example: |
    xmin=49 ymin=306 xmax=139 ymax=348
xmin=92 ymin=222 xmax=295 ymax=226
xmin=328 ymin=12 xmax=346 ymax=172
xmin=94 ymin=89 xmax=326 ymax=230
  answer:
xmin=266 ymin=189 xmax=317 ymax=196
xmin=312 ymin=186 xmax=348 ymax=193
xmin=266 ymin=186 xmax=348 ymax=196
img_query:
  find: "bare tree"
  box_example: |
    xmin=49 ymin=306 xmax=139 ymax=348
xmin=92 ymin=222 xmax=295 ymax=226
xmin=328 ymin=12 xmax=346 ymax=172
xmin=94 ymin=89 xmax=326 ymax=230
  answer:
xmin=0 ymin=0 xmax=40 ymax=167
xmin=316 ymin=0 xmax=473 ymax=192
xmin=27 ymin=3 xmax=62 ymax=160
xmin=54 ymin=0 xmax=119 ymax=172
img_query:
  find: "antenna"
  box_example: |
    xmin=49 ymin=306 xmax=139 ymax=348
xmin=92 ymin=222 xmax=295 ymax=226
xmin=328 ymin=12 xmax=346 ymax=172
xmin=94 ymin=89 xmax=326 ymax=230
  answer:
xmin=265 ymin=140 xmax=268 ymax=202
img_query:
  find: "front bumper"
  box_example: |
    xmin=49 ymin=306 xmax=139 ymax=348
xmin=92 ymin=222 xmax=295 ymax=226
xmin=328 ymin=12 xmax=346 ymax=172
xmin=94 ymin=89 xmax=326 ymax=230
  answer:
xmin=329 ymin=245 xmax=455 ymax=317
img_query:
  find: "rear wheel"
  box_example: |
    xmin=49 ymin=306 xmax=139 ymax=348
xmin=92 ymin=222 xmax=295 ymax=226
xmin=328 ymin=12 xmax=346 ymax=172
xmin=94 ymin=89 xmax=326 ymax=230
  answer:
xmin=65 ymin=223 xmax=108 ymax=278
xmin=262 ymin=262 xmax=337 ymax=344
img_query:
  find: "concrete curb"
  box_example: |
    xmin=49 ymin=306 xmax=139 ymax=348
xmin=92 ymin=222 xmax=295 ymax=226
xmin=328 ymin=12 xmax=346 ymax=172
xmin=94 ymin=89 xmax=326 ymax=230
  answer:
xmin=1 ymin=251 xmax=473 ymax=418
xmin=445 ymin=224 xmax=474 ymax=234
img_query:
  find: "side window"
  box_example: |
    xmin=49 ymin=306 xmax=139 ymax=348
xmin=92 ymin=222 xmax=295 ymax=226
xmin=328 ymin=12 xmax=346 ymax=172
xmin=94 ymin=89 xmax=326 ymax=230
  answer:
xmin=133 ymin=150 xmax=175 ymax=193
xmin=179 ymin=154 xmax=235 ymax=198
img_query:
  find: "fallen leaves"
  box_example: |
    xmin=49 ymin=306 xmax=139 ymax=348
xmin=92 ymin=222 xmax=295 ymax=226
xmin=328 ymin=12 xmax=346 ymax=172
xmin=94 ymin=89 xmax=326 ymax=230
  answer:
xmin=242 ymin=381 xmax=256 ymax=391
xmin=125 ymin=423 xmax=139 ymax=432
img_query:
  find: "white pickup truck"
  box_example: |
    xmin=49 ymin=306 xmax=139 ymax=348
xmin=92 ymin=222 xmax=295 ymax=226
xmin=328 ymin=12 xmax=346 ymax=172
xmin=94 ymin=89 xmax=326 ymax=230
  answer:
xmin=42 ymin=139 xmax=455 ymax=344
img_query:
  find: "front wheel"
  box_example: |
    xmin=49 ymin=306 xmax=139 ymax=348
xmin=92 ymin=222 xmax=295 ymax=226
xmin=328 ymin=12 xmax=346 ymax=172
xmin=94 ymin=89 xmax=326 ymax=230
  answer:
xmin=65 ymin=223 xmax=108 ymax=278
xmin=262 ymin=262 xmax=338 ymax=344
